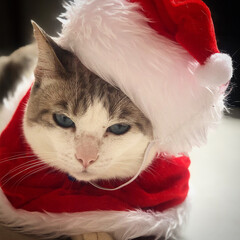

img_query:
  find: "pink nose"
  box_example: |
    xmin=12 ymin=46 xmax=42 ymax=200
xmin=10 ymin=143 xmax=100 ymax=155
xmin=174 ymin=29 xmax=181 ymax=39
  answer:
xmin=75 ymin=155 xmax=97 ymax=169
xmin=75 ymin=135 xmax=99 ymax=169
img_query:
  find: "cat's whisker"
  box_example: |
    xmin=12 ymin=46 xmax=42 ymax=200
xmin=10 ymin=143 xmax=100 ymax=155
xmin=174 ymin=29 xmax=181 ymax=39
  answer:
xmin=0 ymin=151 xmax=27 ymax=157
xmin=0 ymin=160 xmax=39 ymax=182
xmin=0 ymin=150 xmax=39 ymax=156
xmin=112 ymin=157 xmax=142 ymax=165
xmin=41 ymin=168 xmax=60 ymax=179
xmin=0 ymin=155 xmax=39 ymax=164
xmin=5 ymin=159 xmax=43 ymax=175
xmin=0 ymin=161 xmax=48 ymax=187
xmin=74 ymin=57 xmax=79 ymax=108
xmin=143 ymin=165 xmax=158 ymax=177
xmin=1 ymin=162 xmax=44 ymax=184
xmin=0 ymin=152 xmax=55 ymax=164
xmin=109 ymin=95 xmax=128 ymax=115
xmin=1 ymin=149 xmax=56 ymax=157
xmin=13 ymin=166 xmax=53 ymax=189
xmin=0 ymin=152 xmax=37 ymax=161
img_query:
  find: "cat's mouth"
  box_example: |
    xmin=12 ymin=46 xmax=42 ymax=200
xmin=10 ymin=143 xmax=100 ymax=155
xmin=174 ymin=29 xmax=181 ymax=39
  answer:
xmin=69 ymin=170 xmax=95 ymax=182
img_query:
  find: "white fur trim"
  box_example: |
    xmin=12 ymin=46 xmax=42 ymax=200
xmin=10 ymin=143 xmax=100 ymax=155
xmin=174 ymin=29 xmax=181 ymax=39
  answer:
xmin=196 ymin=53 xmax=233 ymax=87
xmin=0 ymin=189 xmax=187 ymax=240
xmin=57 ymin=0 xmax=231 ymax=154
xmin=0 ymin=74 xmax=33 ymax=134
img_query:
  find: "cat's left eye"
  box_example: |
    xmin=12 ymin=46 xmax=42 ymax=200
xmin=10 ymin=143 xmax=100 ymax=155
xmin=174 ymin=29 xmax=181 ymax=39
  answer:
xmin=53 ymin=113 xmax=75 ymax=128
xmin=107 ymin=123 xmax=131 ymax=135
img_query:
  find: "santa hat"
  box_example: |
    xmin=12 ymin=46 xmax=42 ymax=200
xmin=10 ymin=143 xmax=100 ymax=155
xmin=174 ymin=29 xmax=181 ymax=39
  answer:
xmin=57 ymin=0 xmax=232 ymax=154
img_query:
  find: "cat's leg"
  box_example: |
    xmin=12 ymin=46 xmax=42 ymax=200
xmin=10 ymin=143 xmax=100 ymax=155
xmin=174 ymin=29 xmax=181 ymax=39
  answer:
xmin=72 ymin=232 xmax=114 ymax=240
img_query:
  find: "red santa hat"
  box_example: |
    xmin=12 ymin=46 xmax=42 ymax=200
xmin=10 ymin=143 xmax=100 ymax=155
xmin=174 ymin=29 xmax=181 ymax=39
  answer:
xmin=58 ymin=0 xmax=232 ymax=154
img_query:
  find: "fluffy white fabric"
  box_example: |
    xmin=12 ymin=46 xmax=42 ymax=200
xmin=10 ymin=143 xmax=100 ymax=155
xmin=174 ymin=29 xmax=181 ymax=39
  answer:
xmin=196 ymin=53 xmax=233 ymax=87
xmin=0 ymin=189 xmax=187 ymax=240
xmin=0 ymin=74 xmax=33 ymax=134
xmin=58 ymin=0 xmax=232 ymax=155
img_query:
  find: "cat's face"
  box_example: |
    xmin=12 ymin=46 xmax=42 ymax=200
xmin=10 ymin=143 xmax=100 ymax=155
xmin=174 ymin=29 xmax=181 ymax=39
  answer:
xmin=23 ymin=23 xmax=154 ymax=182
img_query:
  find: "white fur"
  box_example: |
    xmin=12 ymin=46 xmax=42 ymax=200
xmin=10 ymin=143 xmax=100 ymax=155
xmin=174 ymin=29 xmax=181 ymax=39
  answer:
xmin=58 ymin=0 xmax=232 ymax=155
xmin=0 ymin=74 xmax=33 ymax=134
xmin=0 ymin=189 xmax=187 ymax=240
xmin=23 ymin=99 xmax=155 ymax=182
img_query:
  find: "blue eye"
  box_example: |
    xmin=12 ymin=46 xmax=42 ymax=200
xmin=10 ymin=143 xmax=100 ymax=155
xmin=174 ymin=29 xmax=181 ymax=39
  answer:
xmin=53 ymin=113 xmax=75 ymax=128
xmin=107 ymin=124 xmax=131 ymax=135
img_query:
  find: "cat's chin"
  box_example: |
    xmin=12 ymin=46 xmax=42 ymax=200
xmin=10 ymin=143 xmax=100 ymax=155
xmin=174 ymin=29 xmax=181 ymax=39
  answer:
xmin=68 ymin=169 xmax=132 ymax=183
xmin=69 ymin=170 xmax=99 ymax=182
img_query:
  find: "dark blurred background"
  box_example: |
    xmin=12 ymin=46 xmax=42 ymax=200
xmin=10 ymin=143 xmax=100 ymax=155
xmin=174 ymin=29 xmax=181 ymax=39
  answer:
xmin=0 ymin=0 xmax=239 ymax=107
xmin=0 ymin=0 xmax=64 ymax=54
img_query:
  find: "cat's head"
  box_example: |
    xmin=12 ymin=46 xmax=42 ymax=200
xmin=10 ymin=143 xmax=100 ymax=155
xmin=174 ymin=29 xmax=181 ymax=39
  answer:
xmin=23 ymin=22 xmax=154 ymax=182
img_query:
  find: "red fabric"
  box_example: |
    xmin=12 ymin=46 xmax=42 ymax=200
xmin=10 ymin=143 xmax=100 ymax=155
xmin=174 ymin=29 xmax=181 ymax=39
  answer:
xmin=129 ymin=0 xmax=219 ymax=64
xmin=0 ymin=89 xmax=190 ymax=213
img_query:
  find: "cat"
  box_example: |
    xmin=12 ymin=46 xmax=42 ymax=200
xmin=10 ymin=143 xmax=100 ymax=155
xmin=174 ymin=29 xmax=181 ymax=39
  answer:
xmin=0 ymin=23 xmax=159 ymax=240
xmin=25 ymin=22 xmax=154 ymax=183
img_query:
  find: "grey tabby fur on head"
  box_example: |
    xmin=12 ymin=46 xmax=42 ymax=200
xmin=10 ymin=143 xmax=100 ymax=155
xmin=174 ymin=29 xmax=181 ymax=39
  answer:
xmin=22 ymin=22 xmax=155 ymax=183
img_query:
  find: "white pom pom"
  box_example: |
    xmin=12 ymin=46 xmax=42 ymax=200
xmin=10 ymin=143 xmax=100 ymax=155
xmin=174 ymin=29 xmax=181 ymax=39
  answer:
xmin=196 ymin=53 xmax=233 ymax=87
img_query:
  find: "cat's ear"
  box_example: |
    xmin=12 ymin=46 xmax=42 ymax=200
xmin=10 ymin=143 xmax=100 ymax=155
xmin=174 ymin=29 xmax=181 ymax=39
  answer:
xmin=31 ymin=21 xmax=70 ymax=78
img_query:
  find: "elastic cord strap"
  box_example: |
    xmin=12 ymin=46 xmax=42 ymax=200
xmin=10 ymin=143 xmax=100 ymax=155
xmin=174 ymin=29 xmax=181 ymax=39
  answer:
xmin=90 ymin=140 xmax=157 ymax=191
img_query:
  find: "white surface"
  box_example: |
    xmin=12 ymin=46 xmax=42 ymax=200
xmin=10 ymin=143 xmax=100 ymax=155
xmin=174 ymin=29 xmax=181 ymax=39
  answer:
xmin=0 ymin=111 xmax=240 ymax=240
xmin=183 ymin=111 xmax=240 ymax=240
